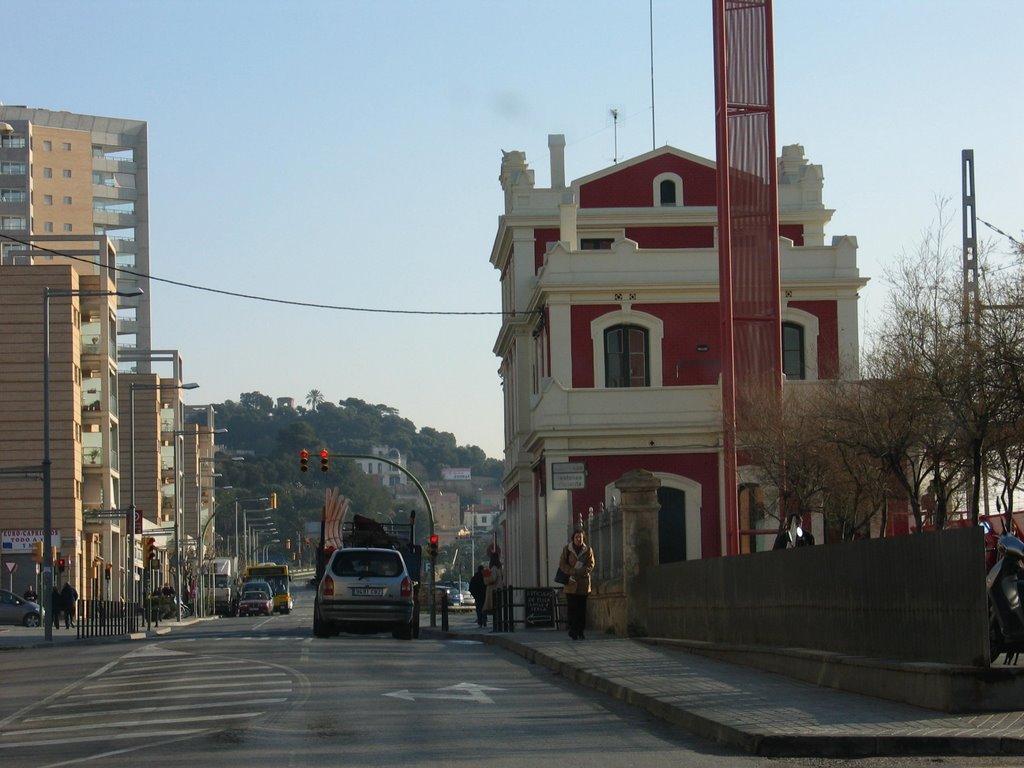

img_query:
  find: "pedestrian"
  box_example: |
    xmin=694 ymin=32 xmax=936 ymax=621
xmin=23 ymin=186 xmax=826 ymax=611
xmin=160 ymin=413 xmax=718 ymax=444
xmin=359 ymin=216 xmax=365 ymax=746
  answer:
xmin=558 ymin=525 xmax=595 ymax=640
xmin=23 ymin=585 xmax=38 ymax=603
xmin=51 ymin=585 xmax=62 ymax=630
xmin=481 ymin=550 xmax=503 ymax=629
xmin=469 ymin=565 xmax=487 ymax=627
xmin=61 ymin=581 xmax=78 ymax=629
xmin=773 ymin=514 xmax=814 ymax=549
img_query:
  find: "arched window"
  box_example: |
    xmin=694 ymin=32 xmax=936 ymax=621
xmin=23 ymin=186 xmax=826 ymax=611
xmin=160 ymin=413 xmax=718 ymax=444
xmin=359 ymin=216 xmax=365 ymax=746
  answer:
xmin=659 ymin=179 xmax=677 ymax=206
xmin=658 ymin=486 xmax=686 ymax=563
xmin=652 ymin=172 xmax=683 ymax=207
xmin=782 ymin=322 xmax=805 ymax=380
xmin=604 ymin=325 xmax=648 ymax=387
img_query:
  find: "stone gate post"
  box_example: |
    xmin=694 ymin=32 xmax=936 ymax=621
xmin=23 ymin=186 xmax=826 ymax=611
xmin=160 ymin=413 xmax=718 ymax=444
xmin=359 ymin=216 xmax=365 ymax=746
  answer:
xmin=615 ymin=469 xmax=661 ymax=636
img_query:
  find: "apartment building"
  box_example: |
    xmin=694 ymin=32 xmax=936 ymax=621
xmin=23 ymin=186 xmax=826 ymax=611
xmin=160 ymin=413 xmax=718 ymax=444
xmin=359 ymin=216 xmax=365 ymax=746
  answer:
xmin=0 ymin=247 xmax=125 ymax=601
xmin=491 ymin=136 xmax=866 ymax=587
xmin=0 ymin=107 xmax=151 ymax=363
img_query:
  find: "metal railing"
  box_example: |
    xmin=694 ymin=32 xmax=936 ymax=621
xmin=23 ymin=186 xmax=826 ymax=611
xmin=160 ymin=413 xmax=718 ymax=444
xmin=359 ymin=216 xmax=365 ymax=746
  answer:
xmin=75 ymin=599 xmax=141 ymax=638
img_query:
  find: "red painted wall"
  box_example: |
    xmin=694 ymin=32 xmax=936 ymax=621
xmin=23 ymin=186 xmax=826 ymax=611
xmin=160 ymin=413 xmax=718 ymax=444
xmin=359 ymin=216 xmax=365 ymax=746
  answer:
xmin=789 ymin=300 xmax=839 ymax=378
xmin=625 ymin=226 xmax=715 ymax=249
xmin=534 ymin=228 xmax=559 ymax=273
xmin=571 ymin=303 xmax=722 ymax=388
xmin=779 ymin=224 xmax=804 ymax=246
xmin=579 ymin=154 xmax=718 ymax=208
xmin=569 ymin=452 xmax=723 ymax=558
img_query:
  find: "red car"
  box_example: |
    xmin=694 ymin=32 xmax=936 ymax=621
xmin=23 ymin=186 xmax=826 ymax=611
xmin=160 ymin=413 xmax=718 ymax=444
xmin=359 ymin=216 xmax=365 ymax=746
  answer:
xmin=237 ymin=582 xmax=274 ymax=617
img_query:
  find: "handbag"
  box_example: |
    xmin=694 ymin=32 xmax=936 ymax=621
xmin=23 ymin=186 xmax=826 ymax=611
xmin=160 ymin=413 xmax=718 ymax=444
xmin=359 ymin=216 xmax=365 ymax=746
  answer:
xmin=553 ymin=568 xmax=569 ymax=585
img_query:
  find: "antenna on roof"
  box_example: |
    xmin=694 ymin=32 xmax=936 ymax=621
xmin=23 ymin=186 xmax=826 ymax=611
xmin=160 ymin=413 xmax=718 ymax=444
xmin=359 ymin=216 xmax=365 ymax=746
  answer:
xmin=610 ymin=108 xmax=619 ymax=164
xmin=650 ymin=0 xmax=656 ymax=149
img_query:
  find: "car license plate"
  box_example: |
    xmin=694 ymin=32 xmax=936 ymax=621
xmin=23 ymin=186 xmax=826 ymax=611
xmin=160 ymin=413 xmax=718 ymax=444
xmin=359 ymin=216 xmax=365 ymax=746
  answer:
xmin=352 ymin=587 xmax=385 ymax=597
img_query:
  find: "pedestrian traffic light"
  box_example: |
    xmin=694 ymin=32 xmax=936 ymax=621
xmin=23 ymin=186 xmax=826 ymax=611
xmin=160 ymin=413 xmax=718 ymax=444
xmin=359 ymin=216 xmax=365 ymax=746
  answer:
xmin=270 ymin=492 xmax=278 ymax=509
xmin=320 ymin=449 xmax=329 ymax=472
xmin=145 ymin=537 xmax=158 ymax=565
xmin=104 ymin=563 xmax=112 ymax=580
xmin=427 ymin=534 xmax=439 ymax=561
xmin=299 ymin=450 xmax=309 ymax=472
xmin=57 ymin=556 xmax=66 ymax=573
xmin=32 ymin=541 xmax=43 ymax=563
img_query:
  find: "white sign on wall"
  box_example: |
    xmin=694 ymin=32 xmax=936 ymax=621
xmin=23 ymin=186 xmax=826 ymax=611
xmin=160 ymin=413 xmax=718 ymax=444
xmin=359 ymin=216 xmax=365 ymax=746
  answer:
xmin=1 ymin=529 xmax=63 ymax=552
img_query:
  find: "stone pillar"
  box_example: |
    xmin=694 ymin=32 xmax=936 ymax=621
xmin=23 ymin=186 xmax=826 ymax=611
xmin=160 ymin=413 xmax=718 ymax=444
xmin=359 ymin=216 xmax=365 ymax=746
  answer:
xmin=615 ymin=469 xmax=661 ymax=637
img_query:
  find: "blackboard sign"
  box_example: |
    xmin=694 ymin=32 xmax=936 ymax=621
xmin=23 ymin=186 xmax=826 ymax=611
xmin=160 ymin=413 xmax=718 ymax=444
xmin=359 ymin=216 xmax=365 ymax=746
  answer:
xmin=524 ymin=588 xmax=555 ymax=628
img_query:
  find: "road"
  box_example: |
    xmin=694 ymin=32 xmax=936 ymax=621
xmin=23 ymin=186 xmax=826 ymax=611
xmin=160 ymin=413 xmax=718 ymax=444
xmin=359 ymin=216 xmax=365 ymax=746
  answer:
xmin=1 ymin=587 xmax=1021 ymax=768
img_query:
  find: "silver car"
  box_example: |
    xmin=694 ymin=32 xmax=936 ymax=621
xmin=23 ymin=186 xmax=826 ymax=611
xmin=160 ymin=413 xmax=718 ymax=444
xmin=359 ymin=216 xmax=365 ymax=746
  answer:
xmin=0 ymin=589 xmax=41 ymax=627
xmin=314 ymin=548 xmax=416 ymax=639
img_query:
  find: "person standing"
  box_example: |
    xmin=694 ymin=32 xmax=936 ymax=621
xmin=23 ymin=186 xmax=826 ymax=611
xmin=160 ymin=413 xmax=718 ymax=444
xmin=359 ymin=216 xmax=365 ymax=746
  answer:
xmin=481 ymin=551 xmax=503 ymax=629
xmin=469 ymin=565 xmax=487 ymax=627
xmin=61 ymin=581 xmax=78 ymax=629
xmin=558 ymin=525 xmax=595 ymax=640
xmin=51 ymin=585 xmax=62 ymax=630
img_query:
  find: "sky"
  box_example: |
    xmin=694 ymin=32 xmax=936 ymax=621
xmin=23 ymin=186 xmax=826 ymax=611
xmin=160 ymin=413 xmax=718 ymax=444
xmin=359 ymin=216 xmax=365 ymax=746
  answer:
xmin=5 ymin=1 xmax=1022 ymax=459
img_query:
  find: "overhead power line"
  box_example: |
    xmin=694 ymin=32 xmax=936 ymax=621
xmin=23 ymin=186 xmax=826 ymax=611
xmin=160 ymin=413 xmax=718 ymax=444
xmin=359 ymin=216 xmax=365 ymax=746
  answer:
xmin=0 ymin=233 xmax=525 ymax=316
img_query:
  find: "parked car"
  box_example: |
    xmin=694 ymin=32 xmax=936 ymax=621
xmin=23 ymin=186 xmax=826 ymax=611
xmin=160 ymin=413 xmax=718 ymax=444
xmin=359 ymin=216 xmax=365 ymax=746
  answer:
xmin=0 ymin=589 xmax=41 ymax=627
xmin=314 ymin=548 xmax=416 ymax=639
xmin=438 ymin=585 xmax=462 ymax=607
xmin=237 ymin=581 xmax=274 ymax=617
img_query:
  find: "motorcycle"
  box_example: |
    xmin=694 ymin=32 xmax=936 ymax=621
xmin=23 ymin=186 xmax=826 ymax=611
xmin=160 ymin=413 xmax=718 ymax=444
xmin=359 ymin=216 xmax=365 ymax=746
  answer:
xmin=986 ymin=527 xmax=1024 ymax=664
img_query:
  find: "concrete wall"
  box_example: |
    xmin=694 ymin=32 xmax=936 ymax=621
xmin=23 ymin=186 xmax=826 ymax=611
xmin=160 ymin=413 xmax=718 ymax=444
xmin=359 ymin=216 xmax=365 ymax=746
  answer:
xmin=592 ymin=526 xmax=989 ymax=666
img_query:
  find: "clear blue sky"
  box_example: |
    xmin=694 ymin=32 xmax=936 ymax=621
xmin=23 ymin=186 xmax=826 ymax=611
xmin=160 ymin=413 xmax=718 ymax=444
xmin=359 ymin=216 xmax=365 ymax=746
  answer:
xmin=6 ymin=1 xmax=1022 ymax=458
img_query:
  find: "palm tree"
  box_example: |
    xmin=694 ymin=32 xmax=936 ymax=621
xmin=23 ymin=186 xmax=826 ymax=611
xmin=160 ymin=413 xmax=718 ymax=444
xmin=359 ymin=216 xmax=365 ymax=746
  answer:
xmin=305 ymin=389 xmax=325 ymax=412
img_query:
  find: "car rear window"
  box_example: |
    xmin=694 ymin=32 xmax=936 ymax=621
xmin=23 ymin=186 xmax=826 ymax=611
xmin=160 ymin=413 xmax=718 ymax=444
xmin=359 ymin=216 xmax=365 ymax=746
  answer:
xmin=244 ymin=589 xmax=270 ymax=599
xmin=331 ymin=551 xmax=403 ymax=578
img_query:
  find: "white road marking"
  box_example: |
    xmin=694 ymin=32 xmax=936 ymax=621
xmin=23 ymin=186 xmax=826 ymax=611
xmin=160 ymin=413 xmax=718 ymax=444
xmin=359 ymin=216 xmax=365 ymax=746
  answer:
xmin=384 ymin=682 xmax=504 ymax=703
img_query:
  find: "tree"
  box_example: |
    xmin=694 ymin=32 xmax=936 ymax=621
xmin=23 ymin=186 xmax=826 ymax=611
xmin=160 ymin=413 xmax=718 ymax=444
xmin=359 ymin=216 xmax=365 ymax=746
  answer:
xmin=305 ymin=389 xmax=325 ymax=412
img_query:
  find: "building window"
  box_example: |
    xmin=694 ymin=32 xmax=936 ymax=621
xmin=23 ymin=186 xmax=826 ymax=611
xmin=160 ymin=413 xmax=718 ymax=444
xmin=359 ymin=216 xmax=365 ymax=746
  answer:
xmin=1 ymin=161 xmax=27 ymax=175
xmin=580 ymin=238 xmax=614 ymax=250
xmin=652 ymin=172 xmax=683 ymax=207
xmin=43 ymin=221 xmax=54 ymax=232
xmin=0 ymin=189 xmax=26 ymax=203
xmin=1 ymin=216 xmax=27 ymax=230
xmin=782 ymin=322 xmax=805 ymax=380
xmin=2 ymin=134 xmax=26 ymax=148
xmin=604 ymin=325 xmax=649 ymax=387
xmin=43 ymin=194 xmax=53 ymax=205
xmin=62 ymin=169 xmax=72 ymax=178
xmin=43 ymin=167 xmax=53 ymax=178
xmin=63 ymin=223 xmax=73 ymax=232
xmin=42 ymin=140 xmax=52 ymax=151
xmin=659 ymin=179 xmax=677 ymax=206
xmin=62 ymin=142 xmax=71 ymax=151
xmin=658 ymin=486 xmax=687 ymax=563
xmin=63 ymin=196 xmax=72 ymax=205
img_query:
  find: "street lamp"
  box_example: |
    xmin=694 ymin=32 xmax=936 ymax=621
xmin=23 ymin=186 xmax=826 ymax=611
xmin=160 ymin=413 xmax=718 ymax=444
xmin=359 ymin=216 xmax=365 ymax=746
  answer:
xmin=42 ymin=285 xmax=142 ymax=641
xmin=244 ymin=514 xmax=273 ymax=566
xmin=234 ymin=497 xmax=269 ymax=563
xmin=196 ymin=455 xmax=241 ymax=616
xmin=128 ymin=380 xmax=198 ymax=614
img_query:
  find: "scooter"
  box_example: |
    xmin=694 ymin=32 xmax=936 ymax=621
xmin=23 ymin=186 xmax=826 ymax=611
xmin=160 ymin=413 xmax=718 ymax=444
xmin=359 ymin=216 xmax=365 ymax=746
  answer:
xmin=986 ymin=529 xmax=1024 ymax=664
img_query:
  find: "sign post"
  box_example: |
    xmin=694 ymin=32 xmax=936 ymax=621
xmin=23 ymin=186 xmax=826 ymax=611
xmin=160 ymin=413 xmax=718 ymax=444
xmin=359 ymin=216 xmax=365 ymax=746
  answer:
xmin=4 ymin=560 xmax=16 ymax=591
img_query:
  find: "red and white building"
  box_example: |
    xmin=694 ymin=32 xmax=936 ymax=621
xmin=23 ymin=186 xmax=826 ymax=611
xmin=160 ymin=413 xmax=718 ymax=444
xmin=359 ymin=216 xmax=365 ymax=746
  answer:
xmin=490 ymin=135 xmax=866 ymax=588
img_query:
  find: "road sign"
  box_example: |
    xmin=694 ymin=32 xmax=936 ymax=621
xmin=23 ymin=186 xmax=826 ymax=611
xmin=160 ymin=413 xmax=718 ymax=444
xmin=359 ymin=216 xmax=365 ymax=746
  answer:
xmin=551 ymin=461 xmax=586 ymax=490
xmin=134 ymin=509 xmax=143 ymax=535
xmin=3 ymin=561 xmax=16 ymax=574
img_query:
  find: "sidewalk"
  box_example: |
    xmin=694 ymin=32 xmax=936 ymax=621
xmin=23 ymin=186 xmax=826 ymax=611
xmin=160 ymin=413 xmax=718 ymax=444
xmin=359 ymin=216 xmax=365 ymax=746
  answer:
xmin=438 ymin=614 xmax=1024 ymax=758
xmin=0 ymin=616 xmax=200 ymax=650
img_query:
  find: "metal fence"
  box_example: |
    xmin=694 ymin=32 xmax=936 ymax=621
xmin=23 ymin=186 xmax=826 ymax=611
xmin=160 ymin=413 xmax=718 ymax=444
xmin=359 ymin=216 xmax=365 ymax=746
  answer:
xmin=75 ymin=599 xmax=141 ymax=638
xmin=586 ymin=504 xmax=623 ymax=581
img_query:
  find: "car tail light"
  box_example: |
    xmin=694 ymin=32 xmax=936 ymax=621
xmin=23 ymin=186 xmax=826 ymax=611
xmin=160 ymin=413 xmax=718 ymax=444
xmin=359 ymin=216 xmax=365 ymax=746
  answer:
xmin=400 ymin=576 xmax=413 ymax=597
xmin=321 ymin=576 xmax=335 ymax=597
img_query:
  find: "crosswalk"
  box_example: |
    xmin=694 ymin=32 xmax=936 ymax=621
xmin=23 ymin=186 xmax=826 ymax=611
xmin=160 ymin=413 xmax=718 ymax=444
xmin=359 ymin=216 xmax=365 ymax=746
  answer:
xmin=0 ymin=644 xmax=299 ymax=758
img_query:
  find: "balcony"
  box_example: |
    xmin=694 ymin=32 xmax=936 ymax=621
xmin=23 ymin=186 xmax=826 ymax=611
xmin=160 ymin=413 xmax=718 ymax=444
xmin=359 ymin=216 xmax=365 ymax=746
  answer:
xmin=529 ymin=379 xmax=722 ymax=441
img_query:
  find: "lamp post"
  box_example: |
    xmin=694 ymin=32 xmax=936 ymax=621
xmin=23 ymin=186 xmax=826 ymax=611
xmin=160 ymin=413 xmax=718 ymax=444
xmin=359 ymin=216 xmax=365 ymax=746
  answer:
xmin=234 ymin=497 xmax=268 ymax=564
xmin=128 ymin=380 xmax=198 ymax=615
xmin=42 ymin=285 xmax=142 ymax=642
xmin=243 ymin=514 xmax=272 ymax=567
xmin=197 ymin=456 xmax=241 ymax=616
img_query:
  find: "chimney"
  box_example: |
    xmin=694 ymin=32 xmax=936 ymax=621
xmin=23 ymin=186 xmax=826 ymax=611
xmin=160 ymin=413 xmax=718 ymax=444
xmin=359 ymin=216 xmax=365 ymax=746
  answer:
xmin=548 ymin=134 xmax=566 ymax=189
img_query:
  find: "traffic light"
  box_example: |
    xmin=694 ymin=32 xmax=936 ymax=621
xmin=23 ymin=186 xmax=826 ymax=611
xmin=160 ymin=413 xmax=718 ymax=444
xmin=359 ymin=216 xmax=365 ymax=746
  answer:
xmin=145 ymin=537 xmax=158 ymax=565
xmin=32 ymin=541 xmax=43 ymax=563
xmin=104 ymin=563 xmax=112 ymax=581
xmin=57 ymin=556 xmax=66 ymax=573
xmin=427 ymin=534 xmax=439 ymax=561
xmin=320 ymin=449 xmax=329 ymax=472
xmin=270 ymin=492 xmax=278 ymax=509
xmin=299 ymin=450 xmax=309 ymax=472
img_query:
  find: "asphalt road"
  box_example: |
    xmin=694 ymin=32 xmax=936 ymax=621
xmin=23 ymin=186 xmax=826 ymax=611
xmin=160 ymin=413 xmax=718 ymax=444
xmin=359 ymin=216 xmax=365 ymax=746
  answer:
xmin=2 ymin=588 xmax=1022 ymax=768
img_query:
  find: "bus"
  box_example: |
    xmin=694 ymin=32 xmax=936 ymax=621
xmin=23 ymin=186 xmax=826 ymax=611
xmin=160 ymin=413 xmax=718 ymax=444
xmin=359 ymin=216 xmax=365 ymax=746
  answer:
xmin=244 ymin=563 xmax=293 ymax=614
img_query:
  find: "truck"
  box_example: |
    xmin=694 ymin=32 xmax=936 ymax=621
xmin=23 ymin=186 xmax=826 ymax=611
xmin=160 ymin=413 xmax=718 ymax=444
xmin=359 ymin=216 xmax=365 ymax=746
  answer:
xmin=210 ymin=556 xmax=240 ymax=616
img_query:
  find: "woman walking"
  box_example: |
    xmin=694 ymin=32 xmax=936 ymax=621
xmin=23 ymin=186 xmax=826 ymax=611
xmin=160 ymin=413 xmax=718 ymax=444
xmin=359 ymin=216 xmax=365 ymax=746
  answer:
xmin=558 ymin=525 xmax=595 ymax=640
xmin=481 ymin=550 xmax=503 ymax=629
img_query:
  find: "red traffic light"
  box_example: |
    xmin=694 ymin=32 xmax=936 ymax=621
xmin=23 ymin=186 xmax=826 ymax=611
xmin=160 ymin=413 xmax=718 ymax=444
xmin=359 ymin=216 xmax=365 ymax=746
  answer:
xmin=429 ymin=534 xmax=439 ymax=546
xmin=319 ymin=449 xmax=329 ymax=472
xmin=299 ymin=449 xmax=309 ymax=472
